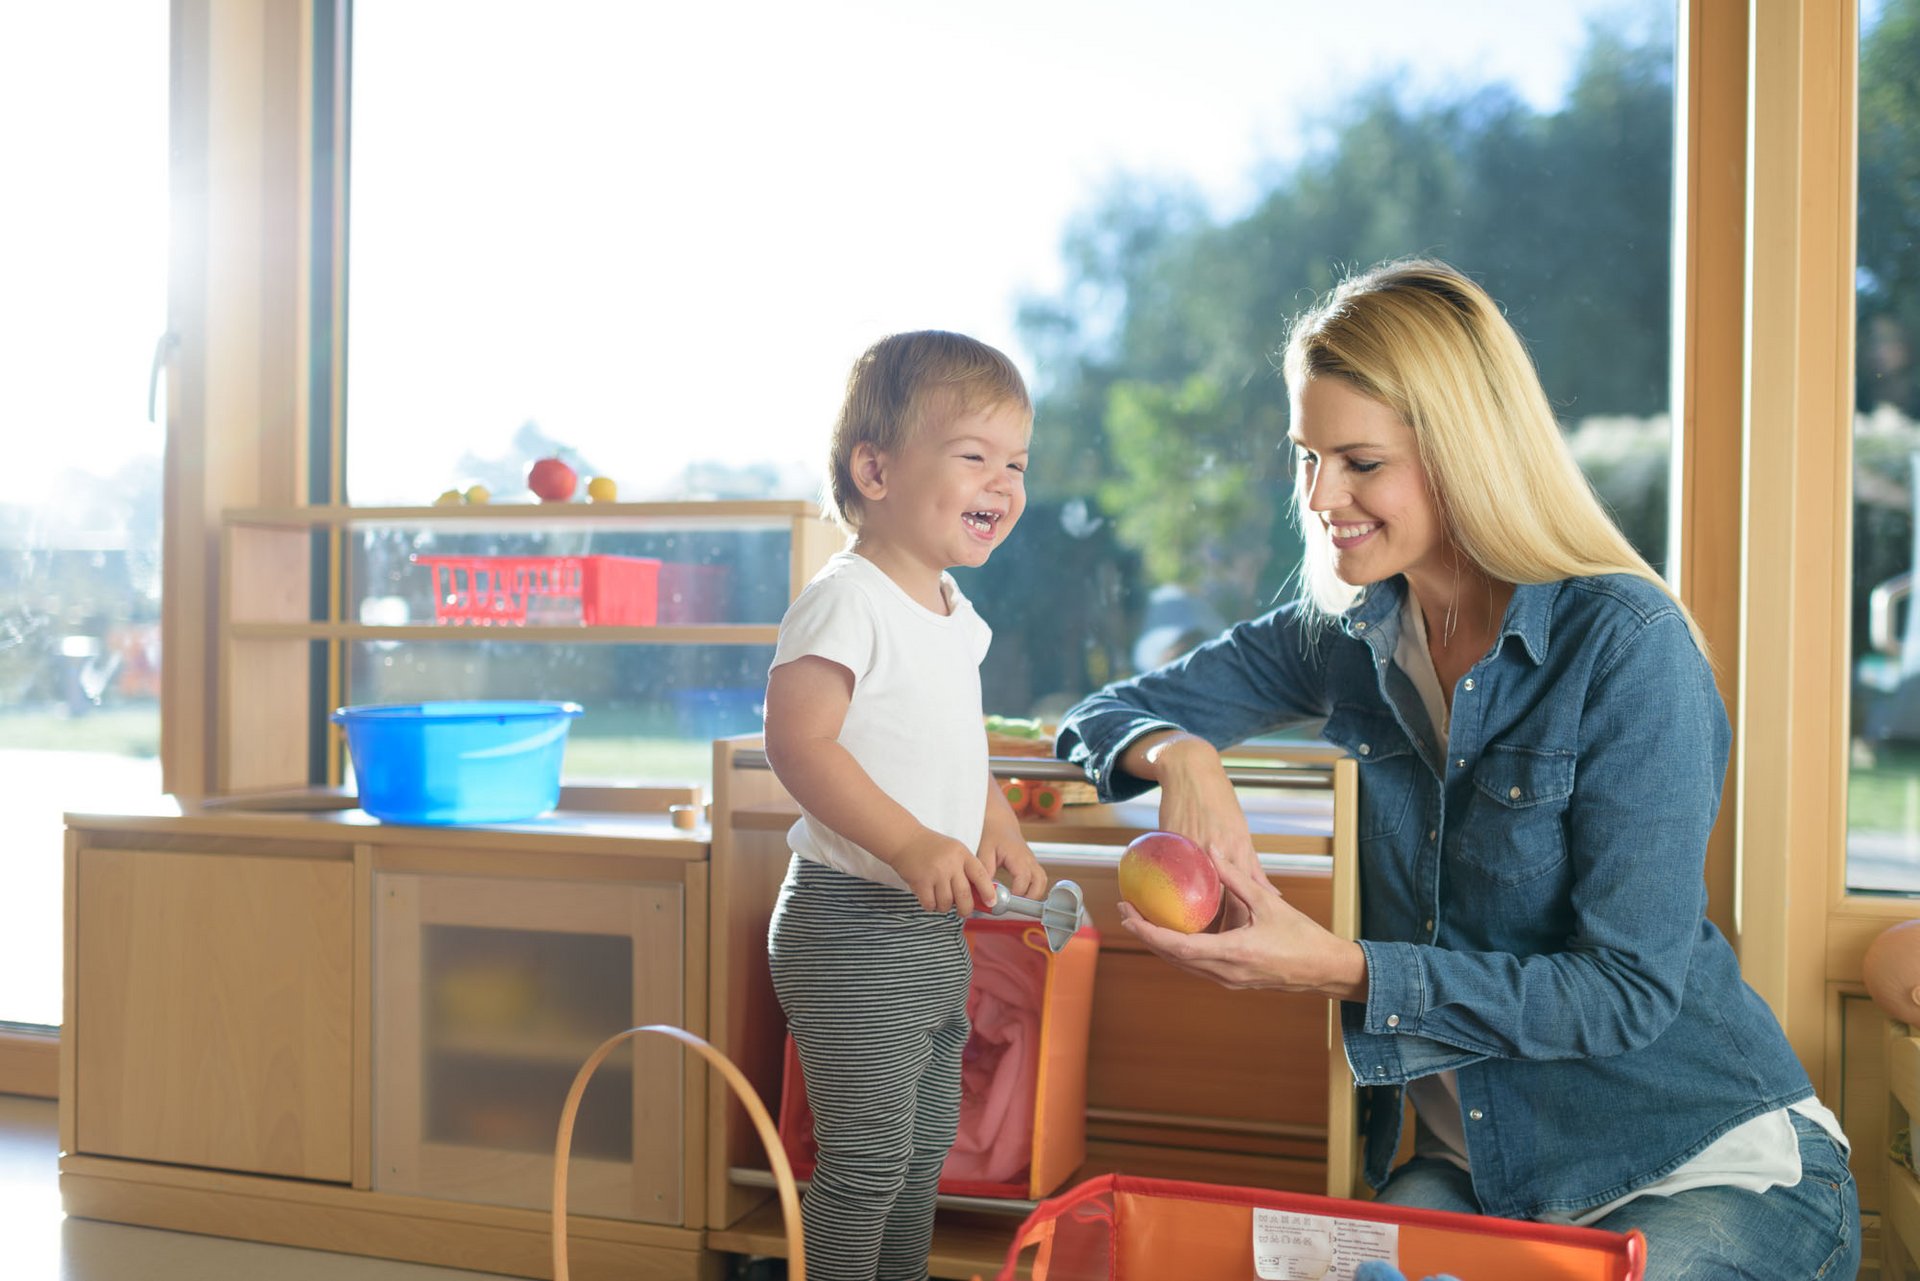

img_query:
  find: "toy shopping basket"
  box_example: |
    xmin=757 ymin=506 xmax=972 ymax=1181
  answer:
xmin=552 ymin=1025 xmax=805 ymax=1281
xmin=987 ymin=1173 xmax=1646 ymax=1281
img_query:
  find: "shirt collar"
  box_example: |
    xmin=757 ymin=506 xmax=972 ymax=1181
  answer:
xmin=1344 ymin=576 xmax=1562 ymax=666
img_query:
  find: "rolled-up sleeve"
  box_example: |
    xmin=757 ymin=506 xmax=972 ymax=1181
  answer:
xmin=1055 ymin=605 xmax=1336 ymax=800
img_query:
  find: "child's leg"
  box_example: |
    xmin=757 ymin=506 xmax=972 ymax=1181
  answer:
xmin=769 ymin=858 xmax=972 ymax=1281
xmin=877 ymin=1002 xmax=970 ymax=1281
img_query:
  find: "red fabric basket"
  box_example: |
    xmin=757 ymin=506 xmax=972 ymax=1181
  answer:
xmin=987 ymin=1173 xmax=1646 ymax=1281
xmin=779 ymin=917 xmax=1099 ymax=1200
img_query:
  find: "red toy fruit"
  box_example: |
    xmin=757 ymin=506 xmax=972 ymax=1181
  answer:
xmin=1118 ymin=830 xmax=1222 ymax=933
xmin=527 ymin=456 xmax=578 ymax=502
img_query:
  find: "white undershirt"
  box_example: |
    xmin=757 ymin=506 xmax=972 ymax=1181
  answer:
xmin=1391 ymin=590 xmax=1845 ymax=1225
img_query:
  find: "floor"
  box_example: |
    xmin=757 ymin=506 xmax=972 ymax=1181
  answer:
xmin=0 ymin=1093 xmax=503 ymax=1281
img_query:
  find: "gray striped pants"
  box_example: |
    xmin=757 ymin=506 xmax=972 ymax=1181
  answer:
xmin=768 ymin=855 xmax=973 ymax=1281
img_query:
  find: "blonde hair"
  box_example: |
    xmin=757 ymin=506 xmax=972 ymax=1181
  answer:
xmin=1281 ymin=259 xmax=1704 ymax=651
xmin=826 ymin=330 xmax=1032 ymax=530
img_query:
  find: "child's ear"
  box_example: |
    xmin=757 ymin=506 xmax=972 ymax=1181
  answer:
xmin=850 ymin=443 xmax=889 ymax=502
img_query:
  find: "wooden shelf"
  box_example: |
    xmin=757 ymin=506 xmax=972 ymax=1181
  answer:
xmin=228 ymin=621 xmax=781 ymax=645
xmin=225 ymin=499 xmax=824 ymax=526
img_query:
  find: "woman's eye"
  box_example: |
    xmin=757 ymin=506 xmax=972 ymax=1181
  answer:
xmin=1349 ymin=459 xmax=1383 ymax=474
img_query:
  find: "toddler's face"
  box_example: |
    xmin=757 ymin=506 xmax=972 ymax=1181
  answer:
xmin=866 ymin=399 xmax=1030 ymax=577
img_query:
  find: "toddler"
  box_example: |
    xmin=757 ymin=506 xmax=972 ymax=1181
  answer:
xmin=763 ymin=330 xmax=1047 ymax=1280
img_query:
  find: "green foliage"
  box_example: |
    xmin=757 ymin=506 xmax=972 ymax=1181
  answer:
xmin=1016 ymin=17 xmax=1677 ymax=627
xmin=1860 ymin=0 xmax=1920 ymax=413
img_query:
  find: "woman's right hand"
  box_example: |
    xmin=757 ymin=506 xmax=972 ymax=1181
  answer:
xmin=1135 ymin=733 xmax=1261 ymax=924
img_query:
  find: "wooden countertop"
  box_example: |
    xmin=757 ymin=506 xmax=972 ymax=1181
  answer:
xmin=63 ymin=788 xmax=710 ymax=860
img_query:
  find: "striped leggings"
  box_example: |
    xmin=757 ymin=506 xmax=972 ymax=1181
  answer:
xmin=768 ymin=856 xmax=972 ymax=1281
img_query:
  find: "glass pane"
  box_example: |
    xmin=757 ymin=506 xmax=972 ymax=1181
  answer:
xmin=347 ymin=522 xmax=793 ymax=628
xmin=0 ymin=9 xmax=167 ymax=1025
xmin=347 ymin=641 xmax=774 ymax=785
xmin=1849 ymin=0 xmax=1920 ymax=892
xmin=348 ymin=2 xmax=1675 ymax=752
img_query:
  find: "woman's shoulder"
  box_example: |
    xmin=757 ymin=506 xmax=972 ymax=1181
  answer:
xmin=1547 ymin=573 xmax=1702 ymax=668
xmin=1554 ymin=572 xmax=1684 ymax=627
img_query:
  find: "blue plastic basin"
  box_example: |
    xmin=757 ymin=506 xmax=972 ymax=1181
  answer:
xmin=330 ymin=700 xmax=583 ymax=825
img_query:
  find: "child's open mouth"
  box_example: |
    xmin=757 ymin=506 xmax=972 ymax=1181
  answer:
xmin=963 ymin=511 xmax=1001 ymax=537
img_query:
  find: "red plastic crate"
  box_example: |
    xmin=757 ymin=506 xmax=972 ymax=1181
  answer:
xmin=413 ymin=554 xmax=660 ymax=626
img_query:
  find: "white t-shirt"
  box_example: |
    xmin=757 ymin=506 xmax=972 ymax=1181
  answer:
xmin=771 ymin=550 xmax=993 ymax=892
xmin=1392 ymin=589 xmax=1846 ymax=1225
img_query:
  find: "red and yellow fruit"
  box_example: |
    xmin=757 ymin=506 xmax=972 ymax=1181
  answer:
xmin=1118 ymin=830 xmax=1222 ymax=933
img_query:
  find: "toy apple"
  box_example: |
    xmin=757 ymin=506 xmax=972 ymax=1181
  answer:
xmin=586 ymin=475 xmax=618 ymax=502
xmin=1119 ymin=831 xmax=1222 ymax=933
xmin=527 ymin=456 xmax=578 ymax=502
xmin=463 ymin=483 xmax=491 ymax=504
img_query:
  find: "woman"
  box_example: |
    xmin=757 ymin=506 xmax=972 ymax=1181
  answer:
xmin=1055 ymin=260 xmax=1860 ymax=1278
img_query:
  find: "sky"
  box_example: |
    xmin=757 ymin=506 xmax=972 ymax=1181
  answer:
xmin=342 ymin=0 xmax=1639 ymax=505
xmin=1 ymin=1 xmax=1644 ymax=509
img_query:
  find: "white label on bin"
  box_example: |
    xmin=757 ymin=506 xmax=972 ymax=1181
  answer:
xmin=1252 ymin=1208 xmax=1397 ymax=1280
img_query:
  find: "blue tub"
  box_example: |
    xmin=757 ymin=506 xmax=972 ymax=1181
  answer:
xmin=330 ymin=700 xmax=583 ymax=824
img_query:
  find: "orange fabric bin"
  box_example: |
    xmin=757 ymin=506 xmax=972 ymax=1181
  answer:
xmin=988 ymin=1173 xmax=1646 ymax=1281
xmin=778 ymin=916 xmax=1099 ymax=1201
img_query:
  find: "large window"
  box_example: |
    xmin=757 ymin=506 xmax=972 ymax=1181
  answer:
xmin=346 ymin=1 xmax=1677 ymax=775
xmin=0 ymin=8 xmax=168 ymax=1026
xmin=1847 ymin=0 xmax=1920 ymax=893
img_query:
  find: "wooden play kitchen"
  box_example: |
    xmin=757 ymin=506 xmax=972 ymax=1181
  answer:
xmin=59 ymin=497 xmax=1369 ymax=1280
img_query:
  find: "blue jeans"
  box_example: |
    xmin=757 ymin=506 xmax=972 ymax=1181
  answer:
xmin=1373 ymin=1112 xmax=1860 ymax=1280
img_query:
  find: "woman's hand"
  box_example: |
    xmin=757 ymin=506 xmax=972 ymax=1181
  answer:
xmin=1118 ymin=857 xmax=1369 ymax=1001
xmin=1137 ymin=733 xmax=1262 ymax=925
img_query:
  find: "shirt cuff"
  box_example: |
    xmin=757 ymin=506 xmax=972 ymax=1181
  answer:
xmin=1341 ymin=941 xmax=1487 ymax=1085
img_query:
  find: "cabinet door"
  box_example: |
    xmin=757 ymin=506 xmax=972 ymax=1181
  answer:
xmin=374 ymin=873 xmax=685 ymax=1223
xmin=74 ymin=847 xmax=354 ymax=1181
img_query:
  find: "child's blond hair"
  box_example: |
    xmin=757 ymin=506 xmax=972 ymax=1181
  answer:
xmin=826 ymin=330 xmax=1031 ymax=530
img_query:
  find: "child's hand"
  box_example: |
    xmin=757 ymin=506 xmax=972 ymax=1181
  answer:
xmin=890 ymin=829 xmax=997 ymax=914
xmin=979 ymin=771 xmax=1048 ymax=899
xmin=979 ymin=810 xmax=1048 ymax=899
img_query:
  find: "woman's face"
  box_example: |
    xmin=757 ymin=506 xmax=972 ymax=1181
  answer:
xmin=1289 ymin=376 xmax=1449 ymax=589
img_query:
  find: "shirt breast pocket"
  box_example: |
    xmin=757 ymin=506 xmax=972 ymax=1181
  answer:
xmin=1458 ymin=744 xmax=1576 ymax=886
xmin=1322 ymin=706 xmax=1418 ymax=845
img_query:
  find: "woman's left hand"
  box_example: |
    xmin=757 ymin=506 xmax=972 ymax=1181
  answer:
xmin=1118 ymin=856 xmax=1369 ymax=1001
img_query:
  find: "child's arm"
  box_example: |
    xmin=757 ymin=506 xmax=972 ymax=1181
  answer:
xmin=978 ymin=772 xmax=1047 ymax=898
xmin=764 ymin=654 xmax=996 ymax=914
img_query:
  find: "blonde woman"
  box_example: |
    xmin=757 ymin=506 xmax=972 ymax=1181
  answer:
xmin=1056 ymin=261 xmax=1859 ymax=1279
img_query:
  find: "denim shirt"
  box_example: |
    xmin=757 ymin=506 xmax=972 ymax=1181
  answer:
xmin=1055 ymin=573 xmax=1814 ymax=1220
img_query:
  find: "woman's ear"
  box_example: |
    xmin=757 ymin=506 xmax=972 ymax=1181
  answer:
xmin=850 ymin=442 xmax=889 ymax=502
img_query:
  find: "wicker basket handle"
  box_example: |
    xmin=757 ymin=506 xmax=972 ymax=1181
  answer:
xmin=552 ymin=1023 xmax=805 ymax=1281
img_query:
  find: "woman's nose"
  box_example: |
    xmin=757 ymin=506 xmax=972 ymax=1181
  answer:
xmin=1304 ymin=466 xmax=1345 ymax=512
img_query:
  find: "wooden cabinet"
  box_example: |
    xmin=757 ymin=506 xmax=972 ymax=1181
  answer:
xmin=71 ymin=845 xmax=353 ymax=1181
xmin=62 ymin=804 xmax=717 ymax=1281
xmin=373 ymin=871 xmax=689 ymax=1222
xmin=702 ymin=736 xmax=1359 ymax=1279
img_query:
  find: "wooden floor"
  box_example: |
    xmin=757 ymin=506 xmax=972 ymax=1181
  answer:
xmin=0 ymin=1093 xmax=504 ymax=1281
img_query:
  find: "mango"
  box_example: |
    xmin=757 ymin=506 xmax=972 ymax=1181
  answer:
xmin=1118 ymin=830 xmax=1222 ymax=933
